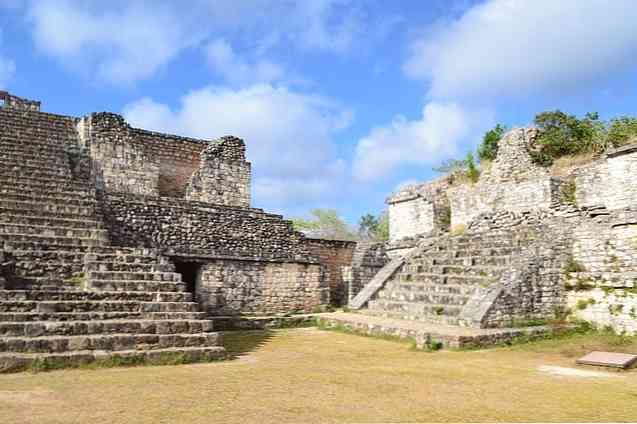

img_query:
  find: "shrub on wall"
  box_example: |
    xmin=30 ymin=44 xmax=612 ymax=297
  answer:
xmin=477 ymin=124 xmax=506 ymax=162
xmin=606 ymin=116 xmax=637 ymax=148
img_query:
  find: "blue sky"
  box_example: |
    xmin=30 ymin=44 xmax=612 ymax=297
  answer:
xmin=1 ymin=0 xmax=636 ymax=225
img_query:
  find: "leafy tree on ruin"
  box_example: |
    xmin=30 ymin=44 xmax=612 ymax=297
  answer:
xmin=477 ymin=124 xmax=507 ymax=162
xmin=358 ymin=212 xmax=389 ymax=241
xmin=292 ymin=209 xmax=357 ymax=241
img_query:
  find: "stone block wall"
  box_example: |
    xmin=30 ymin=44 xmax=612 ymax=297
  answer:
xmin=186 ymin=136 xmax=251 ymax=207
xmin=197 ymin=259 xmax=327 ymax=316
xmin=102 ymin=193 xmax=314 ymax=262
xmin=342 ymin=242 xmax=389 ymax=302
xmin=0 ymin=91 xmax=40 ymax=111
xmin=575 ymin=144 xmax=637 ymax=210
xmin=387 ymin=177 xmax=451 ymax=242
xmin=304 ymin=239 xmax=356 ymax=306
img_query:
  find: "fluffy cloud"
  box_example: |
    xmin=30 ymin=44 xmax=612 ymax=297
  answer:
xmin=353 ymin=102 xmax=492 ymax=181
xmin=206 ymin=39 xmax=285 ymax=86
xmin=123 ymin=84 xmax=353 ymax=208
xmin=404 ymin=0 xmax=637 ymax=98
xmin=17 ymin=0 xmax=378 ymax=84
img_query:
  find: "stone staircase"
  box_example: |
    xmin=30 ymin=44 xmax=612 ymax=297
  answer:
xmin=360 ymin=228 xmax=540 ymax=326
xmin=0 ymin=108 xmax=225 ymax=372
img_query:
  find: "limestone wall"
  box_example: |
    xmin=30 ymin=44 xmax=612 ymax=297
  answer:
xmin=102 ymin=193 xmax=314 ymax=262
xmin=342 ymin=242 xmax=389 ymax=302
xmin=575 ymin=144 xmax=637 ymax=210
xmin=0 ymin=91 xmax=40 ymax=111
xmin=197 ymin=259 xmax=327 ymax=316
xmin=304 ymin=239 xmax=356 ymax=306
xmin=186 ymin=136 xmax=251 ymax=207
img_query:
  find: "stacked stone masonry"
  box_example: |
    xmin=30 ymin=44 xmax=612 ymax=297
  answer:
xmin=0 ymin=92 xmax=358 ymax=371
xmin=360 ymin=126 xmax=637 ymax=334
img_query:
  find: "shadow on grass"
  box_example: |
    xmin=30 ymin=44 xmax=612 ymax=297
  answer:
xmin=222 ymin=330 xmax=277 ymax=360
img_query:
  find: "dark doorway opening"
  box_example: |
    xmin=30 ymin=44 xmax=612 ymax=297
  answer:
xmin=173 ymin=261 xmax=201 ymax=295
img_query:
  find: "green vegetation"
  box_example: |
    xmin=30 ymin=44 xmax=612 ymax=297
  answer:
xmin=358 ymin=211 xmax=389 ymax=241
xmin=560 ymin=180 xmax=577 ymax=205
xmin=291 ymin=208 xmax=356 ymax=240
xmin=563 ymin=256 xmax=586 ymax=274
xmin=576 ymin=298 xmax=596 ymax=310
xmin=477 ymin=123 xmax=507 ymax=162
xmin=465 ymin=151 xmax=480 ymax=183
xmin=63 ymin=272 xmax=87 ymax=289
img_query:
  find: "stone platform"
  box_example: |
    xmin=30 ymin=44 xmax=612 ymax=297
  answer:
xmin=317 ymin=312 xmax=565 ymax=349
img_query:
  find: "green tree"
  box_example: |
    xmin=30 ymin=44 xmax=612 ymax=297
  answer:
xmin=465 ymin=151 xmax=480 ymax=183
xmin=477 ymin=124 xmax=506 ymax=162
xmin=292 ymin=209 xmax=356 ymax=241
xmin=358 ymin=212 xmax=389 ymax=241
xmin=606 ymin=116 xmax=637 ymax=148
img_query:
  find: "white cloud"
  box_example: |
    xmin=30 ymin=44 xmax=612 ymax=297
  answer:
xmin=26 ymin=0 xmax=206 ymax=84
xmin=17 ymin=0 xmax=382 ymax=84
xmin=205 ymin=39 xmax=284 ymax=86
xmin=123 ymin=84 xmax=353 ymax=207
xmin=353 ymin=102 xmax=492 ymax=181
xmin=404 ymin=0 xmax=637 ymax=98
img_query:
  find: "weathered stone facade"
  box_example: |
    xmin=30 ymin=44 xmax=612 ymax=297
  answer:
xmin=353 ymin=126 xmax=637 ymax=334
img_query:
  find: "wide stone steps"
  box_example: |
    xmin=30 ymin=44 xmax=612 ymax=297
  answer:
xmin=0 ymin=151 xmax=71 ymax=168
xmin=0 ymin=224 xmax=108 ymax=240
xmin=0 ymin=175 xmax=94 ymax=195
xmin=0 ymin=300 xmax=199 ymax=313
xmin=383 ymin=282 xmax=478 ymax=296
xmin=0 ymin=142 xmax=70 ymax=157
xmin=0 ymin=346 xmax=226 ymax=373
xmin=395 ymin=272 xmax=494 ymax=285
xmin=0 ymin=311 xmax=206 ymax=322
xmin=0 ymin=159 xmax=72 ymax=177
xmin=85 ymin=261 xmax=174 ymax=273
xmin=88 ymin=280 xmax=187 ymax=293
xmin=0 ymin=319 xmax=212 ymax=337
xmin=0 ymin=191 xmax=99 ymax=207
xmin=0 ymin=290 xmax=192 ymax=303
xmin=88 ymin=271 xmax=182 ymax=282
xmin=0 ymin=200 xmax=98 ymax=217
xmin=0 ymin=332 xmax=221 ymax=354
xmin=86 ymin=252 xmax=173 ymax=265
xmin=368 ymin=299 xmax=462 ymax=317
xmin=0 ymin=233 xmax=105 ymax=247
xmin=376 ymin=290 xmax=470 ymax=306
xmin=0 ymin=214 xmax=104 ymax=230
xmin=0 ymin=165 xmax=73 ymax=181
xmin=14 ymin=260 xmax=84 ymax=279
xmin=363 ymin=308 xmax=460 ymax=326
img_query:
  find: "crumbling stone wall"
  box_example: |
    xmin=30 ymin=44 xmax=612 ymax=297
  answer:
xmin=186 ymin=136 xmax=251 ymax=207
xmin=197 ymin=259 xmax=327 ymax=316
xmin=102 ymin=193 xmax=313 ymax=261
xmin=0 ymin=91 xmax=40 ymax=111
xmin=387 ymin=178 xmax=451 ymax=242
xmin=304 ymin=239 xmax=356 ymax=306
xmin=448 ymin=128 xmax=561 ymax=228
xmin=342 ymin=242 xmax=389 ymax=302
xmin=575 ymin=144 xmax=637 ymax=210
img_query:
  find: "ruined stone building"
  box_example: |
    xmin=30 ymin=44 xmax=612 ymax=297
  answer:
xmin=329 ymin=126 xmax=637 ymax=346
xmin=0 ymin=92 xmax=368 ymax=371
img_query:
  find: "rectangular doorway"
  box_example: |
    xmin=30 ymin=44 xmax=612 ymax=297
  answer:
xmin=173 ymin=260 xmax=202 ymax=296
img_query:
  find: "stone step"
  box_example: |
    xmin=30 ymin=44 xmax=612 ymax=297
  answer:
xmin=88 ymin=271 xmax=182 ymax=282
xmin=0 ymin=142 xmax=70 ymax=157
xmin=0 ymin=147 xmax=70 ymax=163
xmin=0 ymin=191 xmax=99 ymax=207
xmin=368 ymin=299 xmax=462 ymax=317
xmin=0 ymin=175 xmax=93 ymax=195
xmin=0 ymin=213 xmax=104 ymax=230
xmin=0 ymin=300 xmax=198 ymax=313
xmin=86 ymin=252 xmax=172 ymax=265
xmin=0 ymin=234 xmax=105 ymax=249
xmin=88 ymin=280 xmax=187 ymax=293
xmin=392 ymin=272 xmax=495 ymax=286
xmin=0 ymin=224 xmax=108 ymax=240
xmin=0 ymin=311 xmax=206 ymax=322
xmin=0 ymin=346 xmax=227 ymax=373
xmin=383 ymin=282 xmax=478 ymax=296
xmin=0 ymin=332 xmax=221 ymax=354
xmin=0 ymin=290 xmax=193 ymax=303
xmin=0 ymin=159 xmax=71 ymax=177
xmin=0 ymin=166 xmax=72 ymax=181
xmin=85 ymin=261 xmax=174 ymax=273
xmin=362 ymin=308 xmax=460 ymax=326
xmin=14 ymin=260 xmax=84 ymax=279
xmin=0 ymin=319 xmax=212 ymax=337
xmin=430 ymin=255 xmax=512 ymax=267
xmin=0 ymin=200 xmax=98 ymax=217
xmin=376 ymin=290 xmax=470 ymax=306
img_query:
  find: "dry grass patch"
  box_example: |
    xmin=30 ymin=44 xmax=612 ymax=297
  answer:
xmin=550 ymin=152 xmax=598 ymax=177
xmin=0 ymin=328 xmax=636 ymax=423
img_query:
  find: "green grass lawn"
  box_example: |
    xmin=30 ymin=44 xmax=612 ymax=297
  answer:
xmin=1 ymin=327 xmax=636 ymax=423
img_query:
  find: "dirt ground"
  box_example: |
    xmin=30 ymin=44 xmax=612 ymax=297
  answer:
xmin=1 ymin=327 xmax=637 ymax=423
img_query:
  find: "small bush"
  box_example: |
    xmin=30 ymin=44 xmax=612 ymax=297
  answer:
xmin=477 ymin=124 xmax=506 ymax=162
xmin=560 ymin=180 xmax=577 ymax=205
xmin=465 ymin=152 xmax=480 ymax=183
